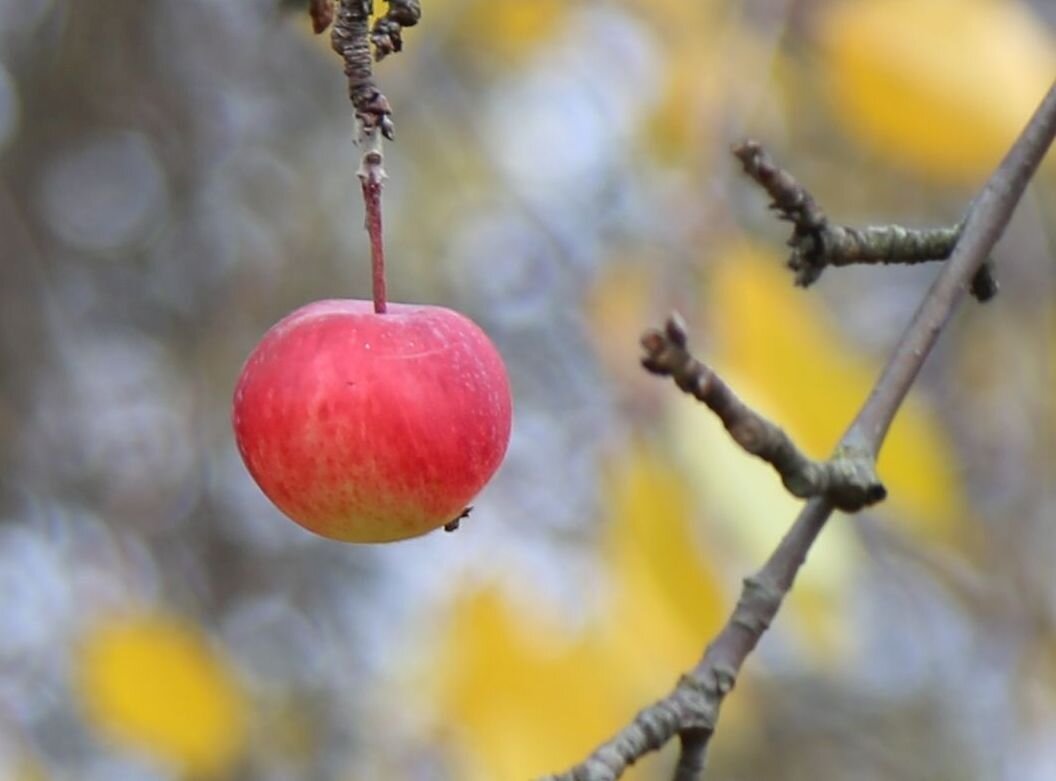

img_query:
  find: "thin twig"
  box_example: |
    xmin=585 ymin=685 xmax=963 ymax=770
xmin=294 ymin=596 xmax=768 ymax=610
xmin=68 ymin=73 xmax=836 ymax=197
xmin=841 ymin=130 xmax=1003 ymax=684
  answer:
xmin=542 ymin=78 xmax=1056 ymax=781
xmin=640 ymin=314 xmax=885 ymax=511
xmin=327 ymin=0 xmax=415 ymax=312
xmin=357 ymin=128 xmax=388 ymax=313
xmin=733 ymin=140 xmax=999 ymax=300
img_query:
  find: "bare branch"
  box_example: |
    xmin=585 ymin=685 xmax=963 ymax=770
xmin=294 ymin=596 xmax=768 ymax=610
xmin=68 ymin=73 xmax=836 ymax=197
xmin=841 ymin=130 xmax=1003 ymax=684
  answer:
xmin=847 ymin=80 xmax=1056 ymax=453
xmin=331 ymin=0 xmax=394 ymax=138
xmin=733 ymin=140 xmax=999 ymax=301
xmin=640 ymin=314 xmax=885 ymax=512
xmin=313 ymin=0 xmax=422 ymax=57
xmin=326 ymin=0 xmax=419 ymax=134
xmin=542 ymin=79 xmax=1056 ymax=781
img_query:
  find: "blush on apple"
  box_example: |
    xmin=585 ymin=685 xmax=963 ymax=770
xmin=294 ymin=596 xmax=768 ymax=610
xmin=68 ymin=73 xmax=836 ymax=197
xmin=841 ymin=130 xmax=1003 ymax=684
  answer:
xmin=232 ymin=300 xmax=512 ymax=543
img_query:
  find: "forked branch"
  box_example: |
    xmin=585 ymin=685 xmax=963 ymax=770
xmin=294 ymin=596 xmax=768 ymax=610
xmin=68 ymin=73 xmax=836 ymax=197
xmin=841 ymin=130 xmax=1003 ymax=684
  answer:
xmin=640 ymin=314 xmax=885 ymax=512
xmin=330 ymin=0 xmax=394 ymax=138
xmin=315 ymin=0 xmax=420 ymax=137
xmin=733 ymin=140 xmax=999 ymax=300
xmin=542 ymin=79 xmax=1056 ymax=781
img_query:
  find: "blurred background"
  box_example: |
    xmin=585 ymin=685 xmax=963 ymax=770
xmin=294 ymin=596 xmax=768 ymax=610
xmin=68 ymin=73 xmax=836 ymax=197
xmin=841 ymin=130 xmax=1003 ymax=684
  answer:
xmin=0 ymin=0 xmax=1054 ymax=779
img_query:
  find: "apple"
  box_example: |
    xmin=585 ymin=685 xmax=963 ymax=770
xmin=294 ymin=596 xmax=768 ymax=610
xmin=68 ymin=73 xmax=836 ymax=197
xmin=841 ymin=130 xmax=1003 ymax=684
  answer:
xmin=232 ymin=300 xmax=512 ymax=543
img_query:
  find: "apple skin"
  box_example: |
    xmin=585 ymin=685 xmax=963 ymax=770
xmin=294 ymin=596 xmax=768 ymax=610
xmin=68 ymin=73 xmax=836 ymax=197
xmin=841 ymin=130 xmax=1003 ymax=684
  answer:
xmin=233 ymin=300 xmax=512 ymax=543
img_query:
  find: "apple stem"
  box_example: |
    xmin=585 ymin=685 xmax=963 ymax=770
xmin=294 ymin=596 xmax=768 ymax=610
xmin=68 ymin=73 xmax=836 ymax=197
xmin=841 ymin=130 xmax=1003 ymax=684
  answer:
xmin=357 ymin=127 xmax=388 ymax=314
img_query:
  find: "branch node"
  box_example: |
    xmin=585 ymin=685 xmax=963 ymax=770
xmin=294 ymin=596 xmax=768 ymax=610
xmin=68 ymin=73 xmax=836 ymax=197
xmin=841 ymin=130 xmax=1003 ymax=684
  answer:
xmin=709 ymin=665 xmax=738 ymax=696
xmin=970 ymin=262 xmax=1000 ymax=302
xmin=734 ymin=139 xmax=999 ymax=301
xmin=822 ymin=447 xmax=887 ymax=512
xmin=640 ymin=317 xmax=887 ymax=511
xmin=331 ymin=0 xmax=410 ymax=138
xmin=732 ymin=575 xmax=780 ymax=634
xmin=371 ymin=0 xmax=421 ymax=61
xmin=673 ymin=675 xmax=719 ymax=732
xmin=728 ymin=419 xmax=766 ymax=454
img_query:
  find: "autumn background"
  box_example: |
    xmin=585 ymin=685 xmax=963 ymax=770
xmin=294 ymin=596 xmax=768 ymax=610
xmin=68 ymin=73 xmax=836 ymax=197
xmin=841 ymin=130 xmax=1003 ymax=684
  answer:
xmin=1 ymin=0 xmax=1055 ymax=779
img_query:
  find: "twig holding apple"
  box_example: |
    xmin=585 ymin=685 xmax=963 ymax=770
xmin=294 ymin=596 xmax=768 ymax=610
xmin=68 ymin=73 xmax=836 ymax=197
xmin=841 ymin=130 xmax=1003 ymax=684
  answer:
xmin=357 ymin=128 xmax=388 ymax=314
xmin=232 ymin=0 xmax=514 ymax=544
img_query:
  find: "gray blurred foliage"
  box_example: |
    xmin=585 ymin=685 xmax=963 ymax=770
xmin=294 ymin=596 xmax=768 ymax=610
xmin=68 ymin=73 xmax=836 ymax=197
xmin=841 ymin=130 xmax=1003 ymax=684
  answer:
xmin=0 ymin=1 xmax=1054 ymax=780
xmin=0 ymin=1 xmax=619 ymax=777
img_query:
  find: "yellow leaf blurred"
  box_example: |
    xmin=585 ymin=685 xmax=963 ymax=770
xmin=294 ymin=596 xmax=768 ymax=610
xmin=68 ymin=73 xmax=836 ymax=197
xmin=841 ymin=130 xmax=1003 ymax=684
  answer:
xmin=434 ymin=588 xmax=636 ymax=780
xmin=583 ymin=257 xmax=670 ymax=407
xmin=600 ymin=445 xmax=756 ymax=748
xmin=584 ymin=258 xmax=653 ymax=372
xmin=21 ymin=764 xmax=47 ymax=781
xmin=645 ymin=15 xmax=789 ymax=167
xmin=667 ymin=395 xmax=860 ymax=662
xmin=623 ymin=0 xmax=720 ymax=29
xmin=3 ymin=754 xmax=48 ymax=781
xmin=432 ymin=445 xmax=744 ymax=779
xmin=601 ymin=445 xmax=728 ymax=686
xmin=432 ymin=0 xmax=566 ymax=65
xmin=818 ymin=0 xmax=1056 ymax=183
xmin=75 ymin=613 xmax=247 ymax=778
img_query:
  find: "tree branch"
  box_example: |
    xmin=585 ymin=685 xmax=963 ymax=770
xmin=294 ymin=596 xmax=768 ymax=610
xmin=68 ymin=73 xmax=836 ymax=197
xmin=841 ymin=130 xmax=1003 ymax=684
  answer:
xmin=847 ymin=81 xmax=1056 ymax=453
xmin=640 ymin=314 xmax=885 ymax=512
xmin=329 ymin=0 xmax=395 ymax=138
xmin=541 ymin=78 xmax=1056 ymax=781
xmin=319 ymin=0 xmax=416 ymax=312
xmin=733 ymin=140 xmax=999 ymax=300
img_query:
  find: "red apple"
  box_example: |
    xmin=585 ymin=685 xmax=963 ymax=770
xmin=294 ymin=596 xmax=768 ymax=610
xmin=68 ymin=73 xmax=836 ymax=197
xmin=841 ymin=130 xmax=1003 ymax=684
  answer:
xmin=232 ymin=300 xmax=512 ymax=543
